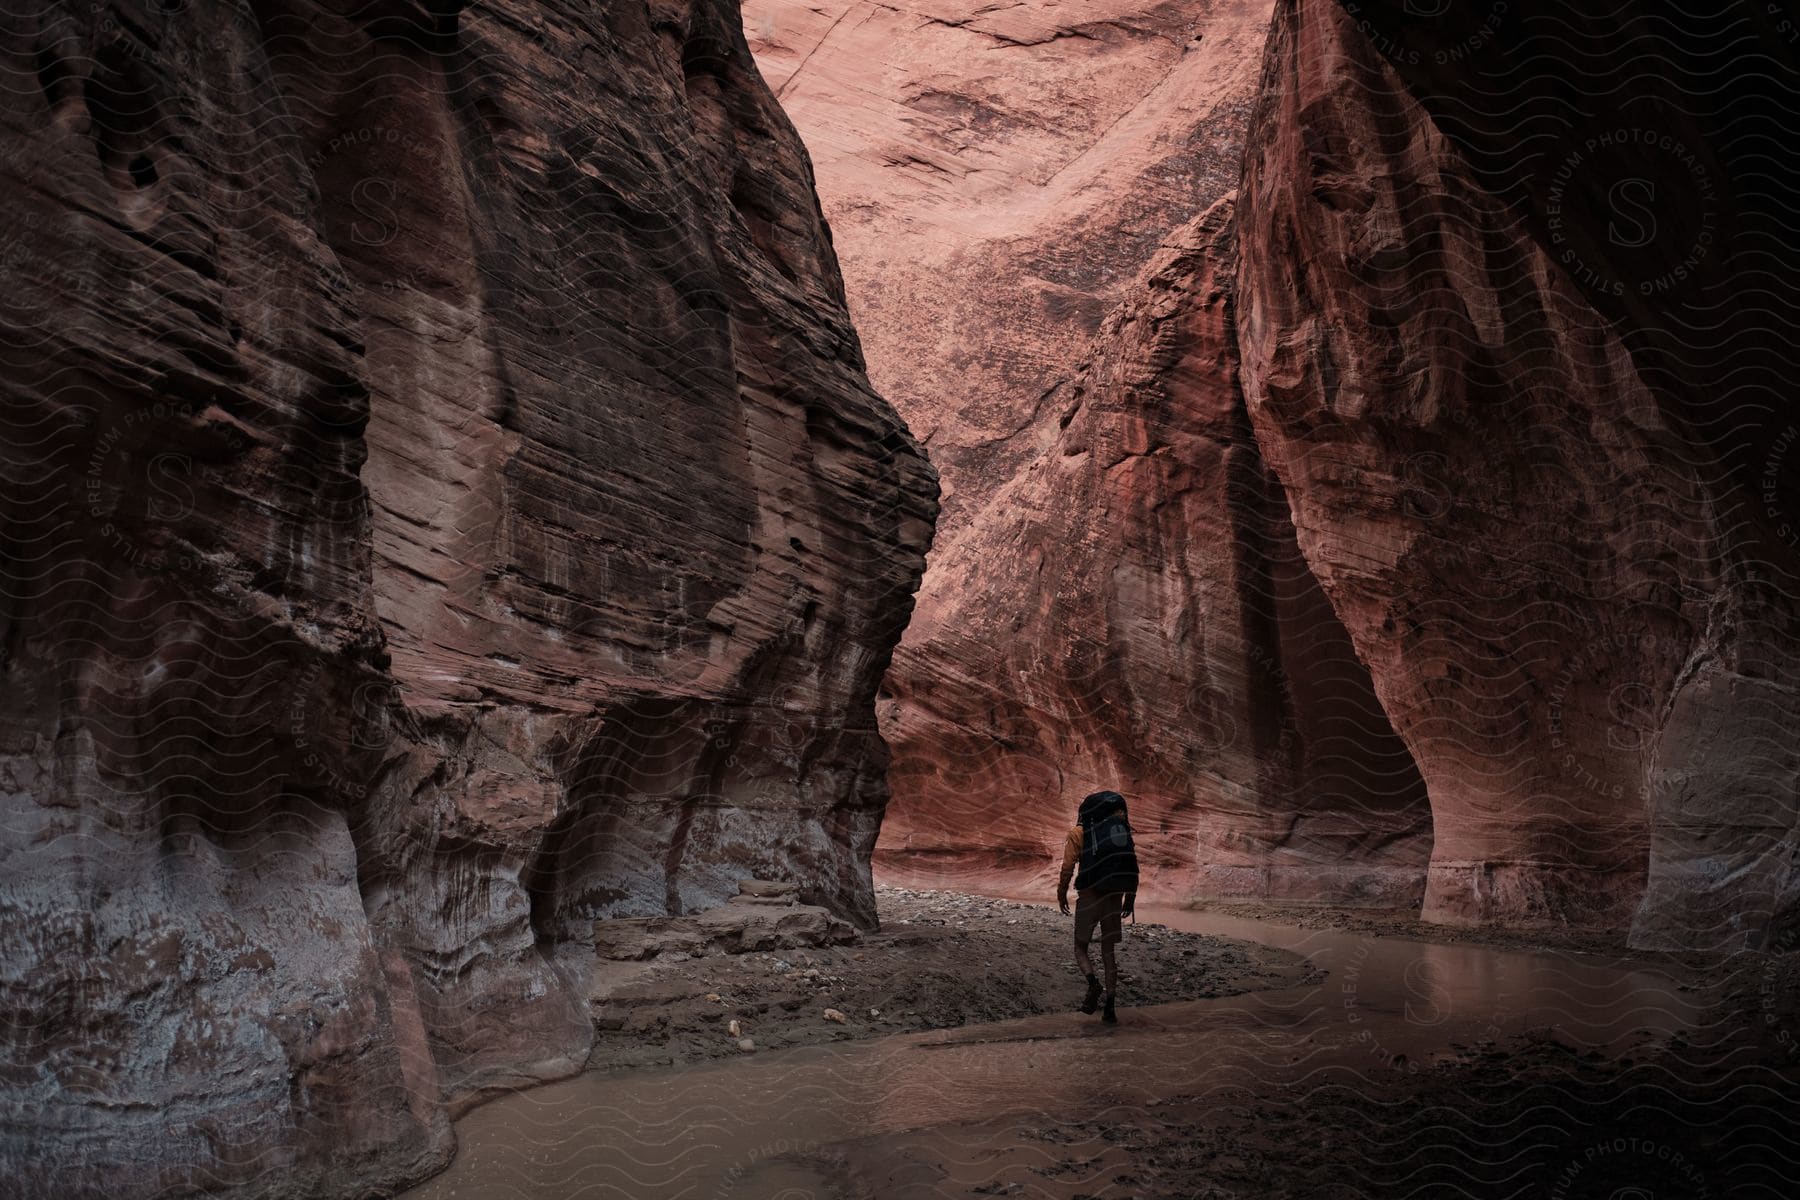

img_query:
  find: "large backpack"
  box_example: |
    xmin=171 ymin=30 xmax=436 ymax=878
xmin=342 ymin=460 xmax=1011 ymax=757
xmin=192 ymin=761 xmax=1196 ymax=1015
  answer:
xmin=1075 ymin=790 xmax=1139 ymax=895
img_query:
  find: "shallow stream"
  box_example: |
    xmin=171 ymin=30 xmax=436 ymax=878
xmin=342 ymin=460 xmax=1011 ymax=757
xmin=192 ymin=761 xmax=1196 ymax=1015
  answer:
xmin=403 ymin=905 xmax=1700 ymax=1198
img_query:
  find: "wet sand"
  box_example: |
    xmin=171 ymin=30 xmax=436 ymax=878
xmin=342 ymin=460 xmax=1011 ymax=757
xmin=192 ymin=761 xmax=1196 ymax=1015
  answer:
xmin=403 ymin=893 xmax=1800 ymax=1199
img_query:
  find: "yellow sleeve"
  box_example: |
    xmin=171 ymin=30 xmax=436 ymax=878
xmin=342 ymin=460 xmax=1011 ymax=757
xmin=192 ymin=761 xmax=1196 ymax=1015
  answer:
xmin=1057 ymin=826 xmax=1081 ymax=892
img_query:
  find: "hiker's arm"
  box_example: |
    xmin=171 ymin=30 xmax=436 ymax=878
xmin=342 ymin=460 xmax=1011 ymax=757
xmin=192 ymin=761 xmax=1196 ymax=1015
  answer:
xmin=1122 ymin=891 xmax=1136 ymax=920
xmin=1057 ymin=830 xmax=1077 ymax=914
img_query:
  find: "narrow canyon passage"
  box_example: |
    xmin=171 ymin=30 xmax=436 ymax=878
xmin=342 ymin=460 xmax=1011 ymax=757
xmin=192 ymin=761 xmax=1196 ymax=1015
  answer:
xmin=404 ymin=904 xmax=1701 ymax=1199
xmin=7 ymin=0 xmax=1800 ymax=1194
xmin=747 ymin=0 xmax=1800 ymax=951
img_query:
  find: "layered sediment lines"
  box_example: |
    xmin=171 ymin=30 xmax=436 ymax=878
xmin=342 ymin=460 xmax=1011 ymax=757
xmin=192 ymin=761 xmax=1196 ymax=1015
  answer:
xmin=878 ymin=199 xmax=1430 ymax=903
xmin=759 ymin=0 xmax=1799 ymax=950
xmin=744 ymin=0 xmax=1328 ymax=896
xmin=0 ymin=0 xmax=933 ymax=1194
xmin=743 ymin=0 xmax=1274 ymax=533
xmin=1233 ymin=0 xmax=1800 ymax=944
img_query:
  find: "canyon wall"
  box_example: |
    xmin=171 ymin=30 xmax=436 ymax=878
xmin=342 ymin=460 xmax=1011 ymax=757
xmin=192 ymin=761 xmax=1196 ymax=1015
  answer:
xmin=877 ymin=197 xmax=1431 ymax=902
xmin=743 ymin=0 xmax=1273 ymax=534
xmin=755 ymin=0 xmax=1798 ymax=949
xmin=0 ymin=0 xmax=933 ymax=1194
xmin=744 ymin=0 xmax=1335 ymax=895
xmin=1234 ymin=0 xmax=1800 ymax=946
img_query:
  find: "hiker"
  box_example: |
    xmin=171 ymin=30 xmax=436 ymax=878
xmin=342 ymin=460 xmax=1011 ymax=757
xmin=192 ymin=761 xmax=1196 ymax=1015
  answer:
xmin=1056 ymin=789 xmax=1139 ymax=1024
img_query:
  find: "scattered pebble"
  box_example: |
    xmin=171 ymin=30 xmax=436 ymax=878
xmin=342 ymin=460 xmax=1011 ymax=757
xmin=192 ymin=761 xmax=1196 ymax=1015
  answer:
xmin=585 ymin=886 xmax=1311 ymax=1074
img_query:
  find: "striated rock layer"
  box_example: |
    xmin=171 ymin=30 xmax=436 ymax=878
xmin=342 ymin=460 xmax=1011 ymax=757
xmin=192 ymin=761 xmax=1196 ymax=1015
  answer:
xmin=743 ymin=0 xmax=1296 ymax=896
xmin=743 ymin=0 xmax=1274 ymax=535
xmin=1234 ymin=0 xmax=1800 ymax=946
xmin=877 ymin=197 xmax=1430 ymax=904
xmin=0 ymin=0 xmax=934 ymax=1194
xmin=758 ymin=0 xmax=1799 ymax=949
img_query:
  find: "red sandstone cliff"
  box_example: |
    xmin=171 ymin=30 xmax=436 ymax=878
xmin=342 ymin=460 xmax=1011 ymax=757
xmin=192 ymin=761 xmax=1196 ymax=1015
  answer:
xmin=7 ymin=2 xmax=1798 ymax=1192
xmin=753 ymin=0 xmax=1799 ymax=952
xmin=742 ymin=0 xmax=1301 ymax=895
xmin=0 ymin=0 xmax=933 ymax=1194
xmin=743 ymin=0 xmax=1274 ymax=534
xmin=1234 ymin=0 xmax=1800 ymax=945
xmin=877 ymin=197 xmax=1430 ymax=904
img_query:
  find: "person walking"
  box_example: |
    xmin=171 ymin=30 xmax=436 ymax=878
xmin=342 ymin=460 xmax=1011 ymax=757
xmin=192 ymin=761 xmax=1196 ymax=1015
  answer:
xmin=1056 ymin=789 xmax=1139 ymax=1024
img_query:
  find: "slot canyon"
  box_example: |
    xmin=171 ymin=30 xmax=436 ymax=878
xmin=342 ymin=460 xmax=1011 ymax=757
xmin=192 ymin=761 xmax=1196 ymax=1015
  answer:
xmin=3 ymin=0 xmax=1798 ymax=1197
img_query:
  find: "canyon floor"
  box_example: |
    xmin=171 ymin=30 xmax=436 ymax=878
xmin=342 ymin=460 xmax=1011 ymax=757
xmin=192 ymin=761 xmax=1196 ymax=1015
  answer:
xmin=582 ymin=888 xmax=1319 ymax=1073
xmin=406 ymin=891 xmax=1800 ymax=1199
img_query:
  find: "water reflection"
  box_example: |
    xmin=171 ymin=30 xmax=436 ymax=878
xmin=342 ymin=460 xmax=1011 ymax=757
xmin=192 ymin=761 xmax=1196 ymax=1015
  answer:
xmin=404 ymin=906 xmax=1700 ymax=1198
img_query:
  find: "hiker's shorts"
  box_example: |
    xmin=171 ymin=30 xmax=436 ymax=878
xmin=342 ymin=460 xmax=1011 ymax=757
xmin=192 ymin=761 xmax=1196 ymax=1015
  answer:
xmin=1073 ymin=890 xmax=1124 ymax=946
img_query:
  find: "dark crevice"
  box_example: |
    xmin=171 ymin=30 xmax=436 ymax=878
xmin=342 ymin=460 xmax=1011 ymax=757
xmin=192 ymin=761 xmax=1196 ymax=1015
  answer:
xmin=729 ymin=169 xmax=797 ymax=283
xmin=84 ymin=43 xmax=159 ymax=184
xmin=34 ymin=42 xmax=75 ymax=111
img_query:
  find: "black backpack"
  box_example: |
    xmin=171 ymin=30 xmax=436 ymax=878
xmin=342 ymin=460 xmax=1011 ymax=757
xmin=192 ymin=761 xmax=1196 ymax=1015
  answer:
xmin=1075 ymin=790 xmax=1139 ymax=895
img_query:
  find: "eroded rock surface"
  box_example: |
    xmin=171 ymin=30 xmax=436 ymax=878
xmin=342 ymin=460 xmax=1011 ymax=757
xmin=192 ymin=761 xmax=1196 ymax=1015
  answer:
xmin=744 ymin=0 xmax=1289 ymax=896
xmin=0 ymin=0 xmax=933 ymax=1193
xmin=1234 ymin=0 xmax=1800 ymax=944
xmin=754 ymin=0 xmax=1799 ymax=948
xmin=589 ymin=879 xmax=858 ymax=964
xmin=744 ymin=0 xmax=1274 ymax=534
xmin=877 ymin=198 xmax=1430 ymax=904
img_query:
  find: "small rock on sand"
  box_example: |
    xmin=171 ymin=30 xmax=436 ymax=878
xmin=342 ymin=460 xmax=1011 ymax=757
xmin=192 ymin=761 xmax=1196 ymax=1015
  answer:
xmin=736 ymin=1037 xmax=755 ymax=1052
xmin=823 ymin=1008 xmax=847 ymax=1023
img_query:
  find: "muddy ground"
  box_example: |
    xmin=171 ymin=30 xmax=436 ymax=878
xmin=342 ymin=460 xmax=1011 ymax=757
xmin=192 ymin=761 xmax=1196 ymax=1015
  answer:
xmin=912 ymin=1024 xmax=1800 ymax=1199
xmin=1185 ymin=898 xmax=1692 ymax=962
xmin=820 ymin=910 xmax=1800 ymax=1200
xmin=421 ymin=890 xmax=1800 ymax=1199
xmin=584 ymin=887 xmax=1320 ymax=1072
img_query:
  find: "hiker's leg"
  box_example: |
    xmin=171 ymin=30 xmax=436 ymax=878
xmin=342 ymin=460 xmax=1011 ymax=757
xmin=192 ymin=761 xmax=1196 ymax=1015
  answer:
xmin=1072 ymin=893 xmax=1098 ymax=976
xmin=1100 ymin=938 xmax=1117 ymax=998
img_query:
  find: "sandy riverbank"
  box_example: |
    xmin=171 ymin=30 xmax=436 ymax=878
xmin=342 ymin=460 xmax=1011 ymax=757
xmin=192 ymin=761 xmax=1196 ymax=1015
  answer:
xmin=410 ymin=891 xmax=1800 ymax=1199
xmin=584 ymin=887 xmax=1320 ymax=1072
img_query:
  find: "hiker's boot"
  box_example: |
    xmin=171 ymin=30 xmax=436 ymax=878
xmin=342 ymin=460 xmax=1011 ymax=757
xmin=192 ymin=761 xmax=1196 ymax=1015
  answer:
xmin=1080 ymin=974 xmax=1102 ymax=1014
xmin=1101 ymin=992 xmax=1117 ymax=1024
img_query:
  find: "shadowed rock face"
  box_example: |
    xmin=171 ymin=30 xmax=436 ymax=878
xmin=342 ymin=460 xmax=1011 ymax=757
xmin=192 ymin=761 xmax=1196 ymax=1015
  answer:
xmin=748 ymin=0 xmax=1798 ymax=950
xmin=877 ymin=198 xmax=1431 ymax=904
xmin=1306 ymin=0 xmax=1800 ymax=544
xmin=0 ymin=0 xmax=933 ymax=1193
xmin=1234 ymin=0 xmax=1800 ymax=946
